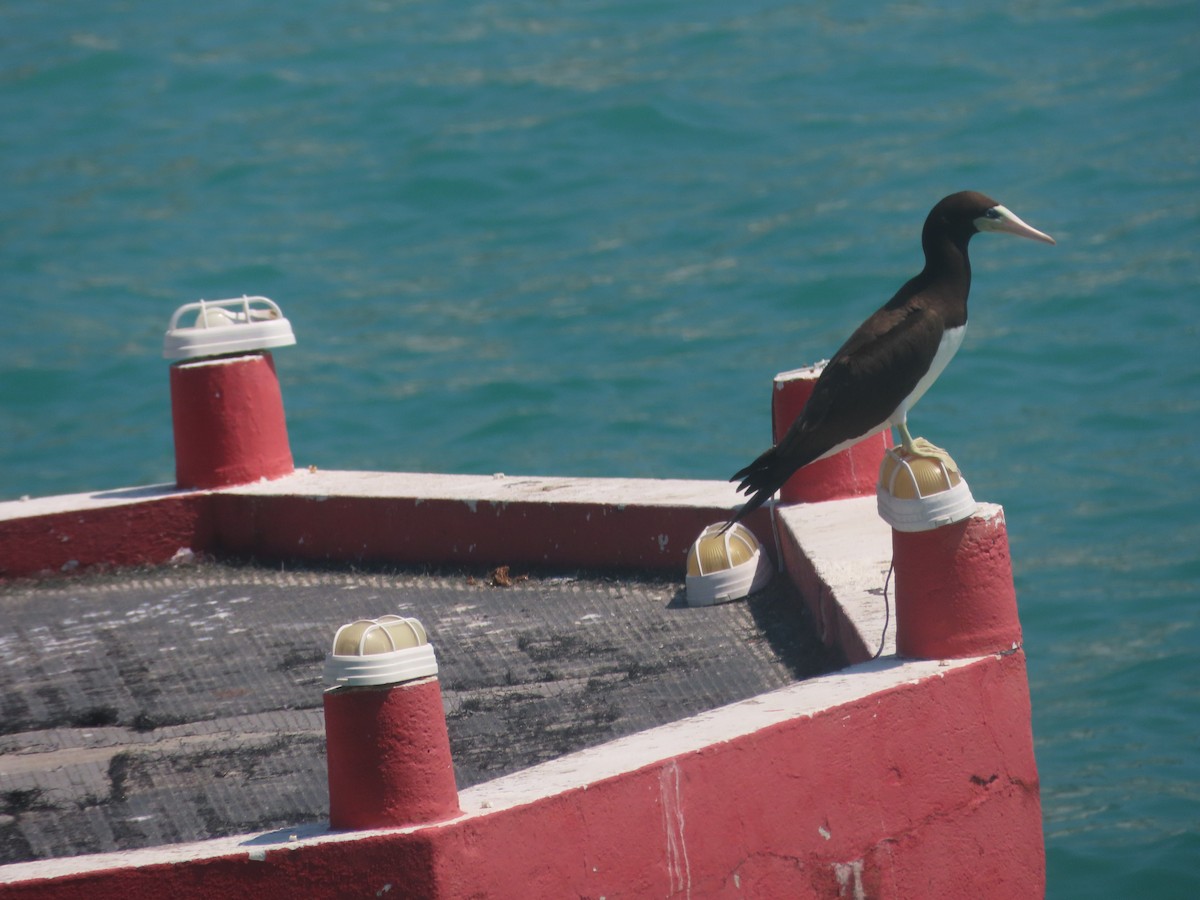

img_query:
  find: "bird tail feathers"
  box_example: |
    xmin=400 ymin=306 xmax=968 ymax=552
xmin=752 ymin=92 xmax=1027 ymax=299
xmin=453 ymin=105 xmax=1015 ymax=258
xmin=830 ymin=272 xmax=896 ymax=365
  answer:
xmin=726 ymin=446 xmax=792 ymax=528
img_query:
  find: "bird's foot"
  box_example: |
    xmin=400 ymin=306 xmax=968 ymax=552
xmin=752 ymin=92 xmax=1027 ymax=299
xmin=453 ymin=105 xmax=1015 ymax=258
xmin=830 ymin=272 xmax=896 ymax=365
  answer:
xmin=899 ymin=437 xmax=961 ymax=476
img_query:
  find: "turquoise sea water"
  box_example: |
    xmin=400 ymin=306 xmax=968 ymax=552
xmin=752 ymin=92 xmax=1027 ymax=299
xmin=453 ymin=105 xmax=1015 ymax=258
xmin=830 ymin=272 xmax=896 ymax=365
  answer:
xmin=2 ymin=1 xmax=1197 ymax=894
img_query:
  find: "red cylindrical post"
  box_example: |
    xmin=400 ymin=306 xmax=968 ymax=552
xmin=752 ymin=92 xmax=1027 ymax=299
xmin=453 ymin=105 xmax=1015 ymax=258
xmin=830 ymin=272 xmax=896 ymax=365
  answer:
xmin=892 ymin=503 xmax=1022 ymax=659
xmin=170 ymin=351 xmax=294 ymax=489
xmin=772 ymin=365 xmax=892 ymax=503
xmin=324 ymin=677 xmax=460 ymax=831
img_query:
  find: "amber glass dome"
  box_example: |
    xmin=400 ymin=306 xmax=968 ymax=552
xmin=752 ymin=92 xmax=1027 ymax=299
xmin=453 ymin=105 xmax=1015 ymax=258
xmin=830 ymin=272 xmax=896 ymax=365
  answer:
xmin=685 ymin=522 xmax=773 ymax=606
xmin=876 ymin=447 xmax=977 ymax=532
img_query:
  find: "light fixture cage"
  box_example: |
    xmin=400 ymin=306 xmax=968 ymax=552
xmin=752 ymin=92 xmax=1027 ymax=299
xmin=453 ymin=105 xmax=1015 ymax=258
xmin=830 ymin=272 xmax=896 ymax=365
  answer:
xmin=876 ymin=447 xmax=977 ymax=532
xmin=685 ymin=522 xmax=774 ymax=606
xmin=323 ymin=615 xmax=438 ymax=688
xmin=163 ymin=296 xmax=296 ymax=361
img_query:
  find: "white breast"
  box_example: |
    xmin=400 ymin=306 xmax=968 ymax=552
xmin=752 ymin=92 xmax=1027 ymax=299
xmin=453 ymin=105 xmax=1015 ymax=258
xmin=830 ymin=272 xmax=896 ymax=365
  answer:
xmin=889 ymin=323 xmax=966 ymax=425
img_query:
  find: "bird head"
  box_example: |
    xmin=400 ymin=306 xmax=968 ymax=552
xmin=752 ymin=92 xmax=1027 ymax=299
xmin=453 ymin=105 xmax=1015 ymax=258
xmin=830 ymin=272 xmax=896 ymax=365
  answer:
xmin=936 ymin=191 xmax=1056 ymax=245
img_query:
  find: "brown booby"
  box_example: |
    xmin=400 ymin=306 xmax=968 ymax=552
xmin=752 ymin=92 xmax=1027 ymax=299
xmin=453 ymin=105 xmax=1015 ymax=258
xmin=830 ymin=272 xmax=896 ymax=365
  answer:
xmin=728 ymin=191 xmax=1054 ymax=524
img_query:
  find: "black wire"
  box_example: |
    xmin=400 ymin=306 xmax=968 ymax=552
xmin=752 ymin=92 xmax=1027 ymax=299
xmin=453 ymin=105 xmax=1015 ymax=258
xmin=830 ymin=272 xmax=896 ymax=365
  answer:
xmin=874 ymin=559 xmax=893 ymax=660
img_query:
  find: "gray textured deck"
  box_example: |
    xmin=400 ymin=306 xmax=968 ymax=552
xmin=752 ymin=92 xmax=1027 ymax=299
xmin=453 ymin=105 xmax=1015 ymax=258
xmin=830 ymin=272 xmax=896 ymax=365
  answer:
xmin=0 ymin=561 xmax=839 ymax=863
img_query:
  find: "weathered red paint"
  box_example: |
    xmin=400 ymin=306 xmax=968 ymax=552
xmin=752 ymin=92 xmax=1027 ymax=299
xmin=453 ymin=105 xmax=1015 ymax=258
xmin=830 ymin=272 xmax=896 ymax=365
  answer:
xmin=170 ymin=352 xmax=294 ymax=490
xmin=772 ymin=367 xmax=892 ymax=503
xmin=0 ymin=835 xmax=440 ymax=900
xmin=209 ymin=492 xmax=764 ymax=573
xmin=324 ymin=678 xmax=460 ymax=831
xmin=0 ymin=480 xmax=764 ymax=582
xmin=893 ymin=507 xmax=1023 ymax=659
xmin=0 ymin=652 xmax=1043 ymax=899
xmin=0 ymin=495 xmax=214 ymax=579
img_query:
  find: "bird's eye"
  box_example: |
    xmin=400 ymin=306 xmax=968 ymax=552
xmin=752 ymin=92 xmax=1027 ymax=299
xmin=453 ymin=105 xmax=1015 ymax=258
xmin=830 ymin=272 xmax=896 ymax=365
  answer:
xmin=985 ymin=208 xmax=1002 ymax=219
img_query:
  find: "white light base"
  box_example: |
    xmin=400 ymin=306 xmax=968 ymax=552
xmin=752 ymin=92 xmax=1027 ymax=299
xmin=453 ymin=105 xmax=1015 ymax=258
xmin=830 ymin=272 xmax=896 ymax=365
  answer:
xmin=876 ymin=478 xmax=977 ymax=533
xmin=164 ymin=296 xmax=296 ymax=361
xmin=686 ymin=523 xmax=774 ymax=607
xmin=324 ymin=643 xmax=439 ymax=689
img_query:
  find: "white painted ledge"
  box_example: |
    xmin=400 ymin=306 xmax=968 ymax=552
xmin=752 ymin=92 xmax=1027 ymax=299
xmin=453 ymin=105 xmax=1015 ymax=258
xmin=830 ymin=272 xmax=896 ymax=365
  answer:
xmin=1 ymin=470 xmax=746 ymax=524
xmin=225 ymin=468 xmax=746 ymax=509
xmin=776 ymin=495 xmax=896 ymax=657
xmin=0 ymin=483 xmax=197 ymax=522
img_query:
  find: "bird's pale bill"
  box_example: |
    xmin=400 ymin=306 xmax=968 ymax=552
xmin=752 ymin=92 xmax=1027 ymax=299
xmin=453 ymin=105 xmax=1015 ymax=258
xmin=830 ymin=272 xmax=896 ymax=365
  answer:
xmin=975 ymin=205 xmax=1056 ymax=245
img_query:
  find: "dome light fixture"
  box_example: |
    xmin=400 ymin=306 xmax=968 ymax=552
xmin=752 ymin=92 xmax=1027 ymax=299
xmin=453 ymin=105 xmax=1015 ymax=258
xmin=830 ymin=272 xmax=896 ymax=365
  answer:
xmin=163 ymin=296 xmax=296 ymax=361
xmin=685 ymin=522 xmax=774 ymax=607
xmin=323 ymin=615 xmax=438 ymax=688
xmin=876 ymin=446 xmax=977 ymax=532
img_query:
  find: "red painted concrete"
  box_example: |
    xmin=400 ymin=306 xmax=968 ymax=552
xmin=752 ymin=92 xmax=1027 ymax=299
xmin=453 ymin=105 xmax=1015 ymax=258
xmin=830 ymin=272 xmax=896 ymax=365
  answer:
xmin=0 ymin=351 xmax=1043 ymax=897
xmin=893 ymin=508 xmax=1023 ymax=659
xmin=0 ymin=495 xmax=213 ymax=579
xmin=209 ymin=492 xmax=765 ymax=573
xmin=324 ymin=678 xmax=460 ymax=831
xmin=0 ymin=652 xmax=1043 ymax=899
xmin=0 ymin=836 xmax=440 ymax=900
xmin=772 ymin=367 xmax=892 ymax=504
xmin=170 ymin=352 xmax=294 ymax=490
xmin=0 ymin=481 xmax=766 ymax=582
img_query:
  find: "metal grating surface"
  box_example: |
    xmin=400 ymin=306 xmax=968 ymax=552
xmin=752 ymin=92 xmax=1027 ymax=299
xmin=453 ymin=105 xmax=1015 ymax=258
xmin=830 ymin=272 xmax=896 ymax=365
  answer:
xmin=0 ymin=561 xmax=840 ymax=863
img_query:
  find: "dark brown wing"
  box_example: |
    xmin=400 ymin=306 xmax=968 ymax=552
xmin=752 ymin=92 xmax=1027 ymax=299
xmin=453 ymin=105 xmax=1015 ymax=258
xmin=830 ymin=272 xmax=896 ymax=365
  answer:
xmin=785 ymin=302 xmax=944 ymax=457
xmin=729 ymin=302 xmax=944 ymax=523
